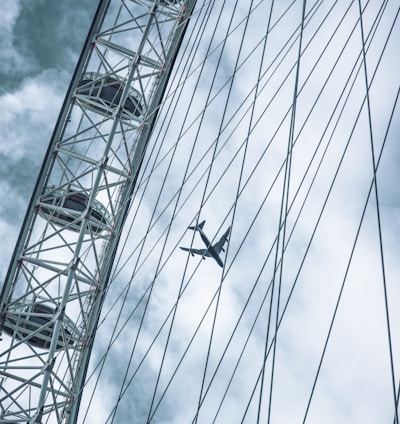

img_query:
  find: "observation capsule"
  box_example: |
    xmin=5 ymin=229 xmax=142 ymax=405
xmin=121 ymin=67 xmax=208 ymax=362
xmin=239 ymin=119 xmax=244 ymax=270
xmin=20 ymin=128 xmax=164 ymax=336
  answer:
xmin=76 ymin=72 xmax=143 ymax=120
xmin=38 ymin=186 xmax=111 ymax=233
xmin=2 ymin=303 xmax=78 ymax=350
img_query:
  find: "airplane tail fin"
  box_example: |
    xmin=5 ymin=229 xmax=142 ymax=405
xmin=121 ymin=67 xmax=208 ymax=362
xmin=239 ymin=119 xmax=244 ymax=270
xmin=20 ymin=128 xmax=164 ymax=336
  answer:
xmin=188 ymin=220 xmax=205 ymax=231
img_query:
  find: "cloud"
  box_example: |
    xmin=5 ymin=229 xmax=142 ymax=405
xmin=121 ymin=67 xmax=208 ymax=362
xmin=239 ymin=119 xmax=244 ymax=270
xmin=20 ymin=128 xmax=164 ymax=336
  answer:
xmin=1 ymin=0 xmax=400 ymax=423
xmin=0 ymin=70 xmax=68 ymax=225
xmin=0 ymin=1 xmax=31 ymax=81
xmin=0 ymin=0 xmax=95 ymax=83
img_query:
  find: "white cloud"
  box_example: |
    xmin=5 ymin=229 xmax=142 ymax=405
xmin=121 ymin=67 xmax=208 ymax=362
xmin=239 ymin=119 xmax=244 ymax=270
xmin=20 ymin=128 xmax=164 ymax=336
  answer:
xmin=0 ymin=1 xmax=37 ymax=77
xmin=0 ymin=70 xmax=67 ymax=159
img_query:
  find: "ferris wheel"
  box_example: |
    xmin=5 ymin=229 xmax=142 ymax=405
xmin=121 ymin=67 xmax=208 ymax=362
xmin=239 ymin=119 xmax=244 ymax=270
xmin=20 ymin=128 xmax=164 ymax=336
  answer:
xmin=1 ymin=0 xmax=400 ymax=423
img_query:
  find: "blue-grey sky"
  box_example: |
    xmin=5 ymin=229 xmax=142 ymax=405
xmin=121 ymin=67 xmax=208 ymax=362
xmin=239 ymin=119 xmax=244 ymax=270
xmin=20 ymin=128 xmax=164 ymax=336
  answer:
xmin=1 ymin=1 xmax=400 ymax=423
xmin=0 ymin=1 xmax=97 ymax=261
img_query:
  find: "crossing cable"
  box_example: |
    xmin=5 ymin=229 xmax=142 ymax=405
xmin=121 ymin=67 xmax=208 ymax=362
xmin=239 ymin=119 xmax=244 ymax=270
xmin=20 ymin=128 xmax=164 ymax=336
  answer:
xmin=188 ymin=2 xmax=270 ymax=422
xmin=103 ymin=0 xmax=284 ymax=414
xmin=97 ymin=0 xmax=326 ymax=288
xmin=80 ymin=44 xmax=390 ymax=420
xmin=357 ymin=0 xmax=398 ymax=423
xmin=301 ymin=87 xmax=400 ymax=424
xmin=108 ymin=0 xmax=260 ymax=280
xmin=258 ymin=1 xmax=307 ymax=422
xmin=298 ymin=1 xmax=400 ymax=417
xmin=143 ymin=0 xmax=242 ymax=421
xmin=80 ymin=0 xmax=396 ymax=420
xmin=239 ymin=1 xmax=398 ymax=420
xmin=86 ymin=1 xmax=364 ymax=408
xmin=301 ymin=54 xmax=400 ymax=416
xmin=81 ymin=1 xmax=216 ymax=420
xmin=73 ymin=1 xmax=380 ymax=414
xmin=143 ymin=0 xmax=241 ymax=418
xmin=105 ymin=3 xmax=330 ymax=294
xmin=107 ymin=0 xmax=215 ymax=285
xmin=191 ymin=2 xmax=276 ymax=419
xmin=93 ymin=0 xmax=253 ymax=420
xmin=138 ymin=2 xmax=396 ymax=420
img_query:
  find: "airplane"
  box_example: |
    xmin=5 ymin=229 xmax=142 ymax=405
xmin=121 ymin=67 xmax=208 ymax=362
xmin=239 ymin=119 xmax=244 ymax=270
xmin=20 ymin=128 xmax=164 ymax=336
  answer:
xmin=180 ymin=220 xmax=231 ymax=267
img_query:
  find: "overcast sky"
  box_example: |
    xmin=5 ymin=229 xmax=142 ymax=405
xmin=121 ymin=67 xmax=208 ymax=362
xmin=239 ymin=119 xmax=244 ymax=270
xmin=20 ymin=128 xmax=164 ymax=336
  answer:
xmin=0 ymin=1 xmax=97 ymax=266
xmin=1 ymin=1 xmax=400 ymax=423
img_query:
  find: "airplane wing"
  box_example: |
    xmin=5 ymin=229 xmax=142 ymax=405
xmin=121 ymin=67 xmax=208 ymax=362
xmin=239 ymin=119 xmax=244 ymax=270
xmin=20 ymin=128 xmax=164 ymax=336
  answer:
xmin=180 ymin=246 xmax=210 ymax=257
xmin=212 ymin=226 xmax=231 ymax=254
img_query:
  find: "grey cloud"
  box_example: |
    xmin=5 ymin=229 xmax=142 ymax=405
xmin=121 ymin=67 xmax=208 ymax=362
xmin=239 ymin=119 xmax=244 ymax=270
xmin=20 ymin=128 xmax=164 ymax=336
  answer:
xmin=1 ymin=0 xmax=96 ymax=85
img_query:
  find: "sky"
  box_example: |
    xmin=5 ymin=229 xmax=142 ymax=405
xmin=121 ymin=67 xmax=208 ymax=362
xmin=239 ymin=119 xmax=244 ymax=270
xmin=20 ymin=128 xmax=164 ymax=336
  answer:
xmin=0 ymin=0 xmax=97 ymax=263
xmin=1 ymin=0 xmax=400 ymax=423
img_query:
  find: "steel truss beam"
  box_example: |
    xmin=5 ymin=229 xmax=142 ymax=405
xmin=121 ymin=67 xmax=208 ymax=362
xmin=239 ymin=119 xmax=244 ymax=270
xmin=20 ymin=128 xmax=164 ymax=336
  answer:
xmin=0 ymin=0 xmax=196 ymax=422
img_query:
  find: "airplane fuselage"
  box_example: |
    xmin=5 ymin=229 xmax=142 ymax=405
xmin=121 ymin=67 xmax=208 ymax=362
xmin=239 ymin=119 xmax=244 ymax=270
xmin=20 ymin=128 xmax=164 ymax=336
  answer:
xmin=198 ymin=229 xmax=224 ymax=267
xmin=180 ymin=220 xmax=230 ymax=267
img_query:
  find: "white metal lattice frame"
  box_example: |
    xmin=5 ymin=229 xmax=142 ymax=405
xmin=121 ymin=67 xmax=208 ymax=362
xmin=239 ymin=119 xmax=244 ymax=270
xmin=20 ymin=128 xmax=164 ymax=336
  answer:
xmin=0 ymin=0 xmax=196 ymax=422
